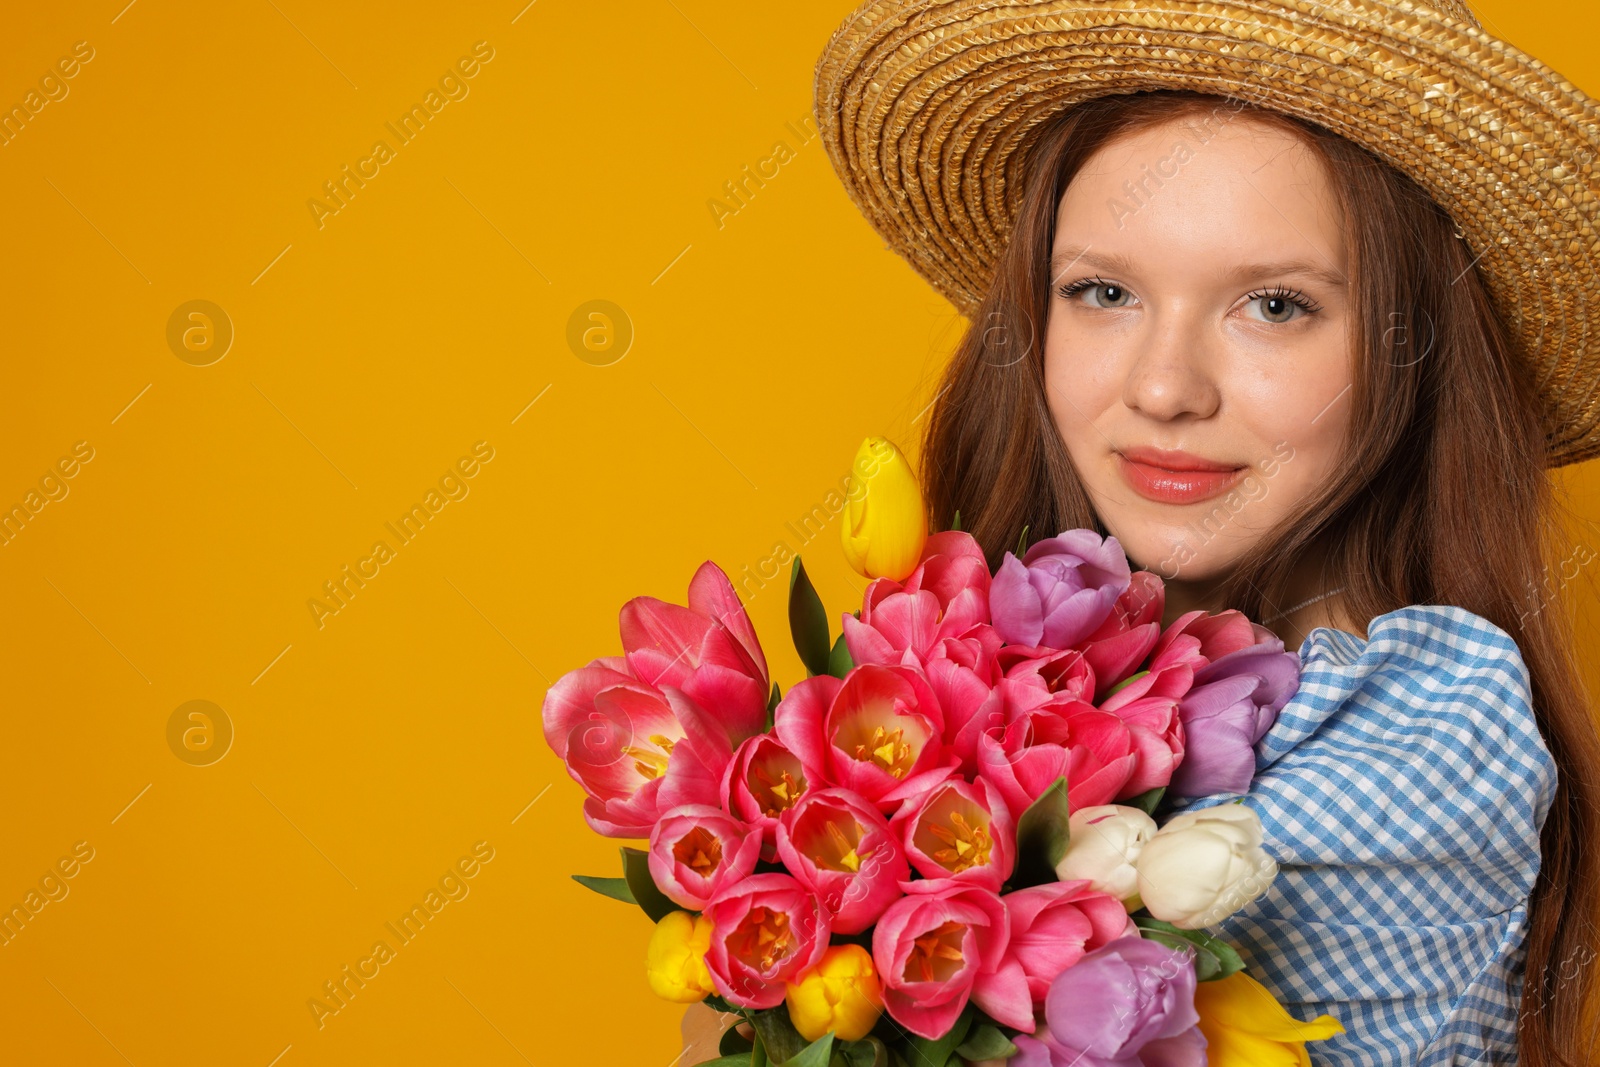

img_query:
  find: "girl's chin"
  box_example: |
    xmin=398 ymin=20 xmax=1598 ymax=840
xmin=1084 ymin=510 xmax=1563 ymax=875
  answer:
xmin=1109 ymin=528 xmax=1252 ymax=583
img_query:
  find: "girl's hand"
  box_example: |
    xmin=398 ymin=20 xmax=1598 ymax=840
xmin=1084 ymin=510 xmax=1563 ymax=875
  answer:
xmin=682 ymin=1003 xmax=1006 ymax=1066
xmin=679 ymin=1002 xmax=749 ymax=1064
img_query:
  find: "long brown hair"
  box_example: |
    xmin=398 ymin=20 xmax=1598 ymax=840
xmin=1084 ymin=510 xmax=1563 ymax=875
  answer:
xmin=920 ymin=89 xmax=1600 ymax=1066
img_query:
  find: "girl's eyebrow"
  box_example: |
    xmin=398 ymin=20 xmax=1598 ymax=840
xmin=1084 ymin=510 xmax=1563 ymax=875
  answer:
xmin=1049 ymin=244 xmax=1125 ymax=283
xmin=1050 ymin=243 xmax=1347 ymax=288
xmin=1222 ymin=259 xmax=1349 ymax=288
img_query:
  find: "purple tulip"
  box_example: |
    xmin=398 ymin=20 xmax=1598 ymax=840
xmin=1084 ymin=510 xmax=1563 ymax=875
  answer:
xmin=1011 ymin=935 xmax=1206 ymax=1067
xmin=1168 ymin=640 xmax=1300 ymax=798
xmin=991 ymin=531 xmax=1132 ymax=651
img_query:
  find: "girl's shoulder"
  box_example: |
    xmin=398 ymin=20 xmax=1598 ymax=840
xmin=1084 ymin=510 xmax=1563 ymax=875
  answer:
xmin=1174 ymin=603 xmax=1558 ymax=908
xmin=1280 ymin=603 xmax=1555 ymax=782
xmin=1299 ymin=601 xmax=1530 ymax=672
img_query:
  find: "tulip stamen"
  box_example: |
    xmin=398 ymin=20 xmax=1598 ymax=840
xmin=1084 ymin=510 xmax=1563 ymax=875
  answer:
xmin=821 ymin=819 xmax=863 ymax=873
xmin=671 ymin=826 xmax=724 ymax=878
xmin=731 ymin=906 xmax=795 ymax=972
xmin=926 ymin=811 xmax=993 ymax=873
xmin=751 ymin=765 xmax=805 ymax=818
xmin=622 ymin=734 xmax=677 ymax=781
xmin=905 ymin=920 xmax=967 ymax=983
xmin=853 ymin=725 xmax=914 ymax=778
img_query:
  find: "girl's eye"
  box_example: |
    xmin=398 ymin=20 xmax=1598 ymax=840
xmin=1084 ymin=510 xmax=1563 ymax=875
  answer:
xmin=1089 ymin=284 xmax=1131 ymax=309
xmin=1245 ymin=287 xmax=1320 ymax=323
xmin=1058 ymin=277 xmax=1133 ymax=308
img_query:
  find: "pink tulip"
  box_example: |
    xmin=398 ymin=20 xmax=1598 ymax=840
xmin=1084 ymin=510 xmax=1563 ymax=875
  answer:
xmin=977 ymin=696 xmax=1139 ymax=819
xmin=776 ymin=787 xmax=907 ymax=934
xmin=721 ymin=734 xmax=815 ymax=861
xmin=619 ymin=561 xmax=769 ymax=744
xmin=703 ymin=873 xmax=831 ymax=1010
xmin=773 ymin=666 xmax=954 ymax=814
xmin=998 ymin=644 xmax=1098 ymax=704
xmin=972 ymin=881 xmax=1140 ymax=1031
xmin=1099 ymin=662 xmax=1193 ymax=797
xmin=541 ymin=664 xmax=731 ymax=837
xmin=942 ymin=671 xmax=1097 ymax=778
xmin=872 ymin=883 xmax=1010 ymax=1039
xmin=921 ymin=625 xmax=1005 ymax=772
xmin=1151 ymin=607 xmax=1267 ymax=671
xmin=647 ymin=804 xmax=762 ymax=910
xmin=990 ymin=530 xmax=1131 ymax=651
xmin=891 ymin=775 xmax=1015 ymax=892
xmin=842 ymin=531 xmax=991 ymax=666
xmin=1102 ymin=694 xmax=1186 ymax=797
xmin=1078 ymin=570 xmax=1166 ymax=699
xmin=973 ymin=731 xmax=1068 ymax=826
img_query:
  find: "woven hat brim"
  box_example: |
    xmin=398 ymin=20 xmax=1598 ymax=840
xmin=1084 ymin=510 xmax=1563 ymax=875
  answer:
xmin=815 ymin=0 xmax=1600 ymax=468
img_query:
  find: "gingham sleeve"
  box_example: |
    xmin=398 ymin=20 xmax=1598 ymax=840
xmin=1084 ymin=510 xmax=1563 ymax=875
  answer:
xmin=1167 ymin=605 xmax=1559 ymax=1067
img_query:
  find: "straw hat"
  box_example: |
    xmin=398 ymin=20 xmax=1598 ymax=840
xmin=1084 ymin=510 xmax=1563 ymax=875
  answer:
xmin=814 ymin=0 xmax=1600 ymax=467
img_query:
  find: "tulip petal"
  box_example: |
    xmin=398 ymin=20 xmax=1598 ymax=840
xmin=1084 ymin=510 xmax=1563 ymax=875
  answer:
xmin=842 ymin=611 xmax=899 ymax=667
xmin=971 ymin=956 xmax=1036 ymax=1031
xmin=773 ymin=674 xmax=844 ymax=782
xmin=688 ymin=560 xmax=768 ymax=684
xmin=540 ymin=663 xmax=639 ymax=757
xmin=1083 ymin=623 xmax=1162 ymax=700
xmin=620 ymin=597 xmax=710 ymax=682
xmin=991 ymin=554 xmax=1045 ymax=647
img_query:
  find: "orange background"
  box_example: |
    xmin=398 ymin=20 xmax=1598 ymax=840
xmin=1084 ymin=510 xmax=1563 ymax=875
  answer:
xmin=1 ymin=1 xmax=1597 ymax=1064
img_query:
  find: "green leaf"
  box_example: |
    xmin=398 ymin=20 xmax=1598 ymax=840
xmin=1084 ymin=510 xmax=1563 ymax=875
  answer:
xmin=1125 ymin=786 xmax=1165 ymax=817
xmin=570 ymin=874 xmax=636 ymax=905
xmin=955 ymin=1022 xmax=1018 ymax=1060
xmin=904 ymin=1002 xmax=976 ymax=1067
xmin=1133 ymin=916 xmax=1245 ymax=982
xmin=687 ymin=1058 xmax=753 ymax=1067
xmin=750 ymin=1007 xmax=809 ymax=1064
xmin=950 ymin=510 xmax=962 ymax=532
xmin=620 ymin=846 xmax=678 ymax=923
xmin=1014 ymin=525 xmax=1031 ymax=557
xmin=836 ymin=1036 xmax=889 ymax=1067
xmin=776 ymin=1033 xmax=834 ymax=1067
xmin=767 ymin=682 xmax=782 ymax=729
xmin=827 ymin=632 xmax=855 ymax=680
xmin=720 ymin=1019 xmax=756 ymax=1056
xmin=1106 ymin=669 xmax=1149 ymax=697
xmin=1012 ymin=776 xmax=1071 ymax=888
xmin=789 ymin=558 xmax=833 ymax=677
xmin=704 ymin=994 xmax=739 ymax=1015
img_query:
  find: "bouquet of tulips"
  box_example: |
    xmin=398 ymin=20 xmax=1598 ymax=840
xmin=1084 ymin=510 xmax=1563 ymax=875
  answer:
xmin=541 ymin=437 xmax=1345 ymax=1066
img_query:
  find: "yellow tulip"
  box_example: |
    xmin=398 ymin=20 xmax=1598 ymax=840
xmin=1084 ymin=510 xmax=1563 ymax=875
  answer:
xmin=645 ymin=910 xmax=716 ymax=1003
xmin=1193 ymin=969 xmax=1345 ymax=1066
xmin=841 ymin=436 xmax=928 ymax=582
xmin=784 ymin=944 xmax=884 ymax=1042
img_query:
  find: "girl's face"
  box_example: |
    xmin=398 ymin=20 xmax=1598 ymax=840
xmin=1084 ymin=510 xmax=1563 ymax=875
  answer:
xmin=1043 ymin=113 xmax=1355 ymax=583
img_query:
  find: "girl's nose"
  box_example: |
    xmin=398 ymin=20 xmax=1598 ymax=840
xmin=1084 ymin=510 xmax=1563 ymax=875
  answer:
xmin=1120 ymin=313 xmax=1222 ymax=421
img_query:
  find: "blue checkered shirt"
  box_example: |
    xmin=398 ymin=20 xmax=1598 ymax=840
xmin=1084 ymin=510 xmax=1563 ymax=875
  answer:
xmin=1166 ymin=605 xmax=1558 ymax=1066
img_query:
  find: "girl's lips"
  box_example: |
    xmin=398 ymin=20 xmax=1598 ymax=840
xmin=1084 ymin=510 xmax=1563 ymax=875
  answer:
xmin=1116 ymin=453 xmax=1247 ymax=505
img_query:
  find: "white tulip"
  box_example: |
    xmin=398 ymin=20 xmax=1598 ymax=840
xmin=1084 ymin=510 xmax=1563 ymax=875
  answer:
xmin=1054 ymin=804 xmax=1158 ymax=907
xmin=1134 ymin=802 xmax=1277 ymax=929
